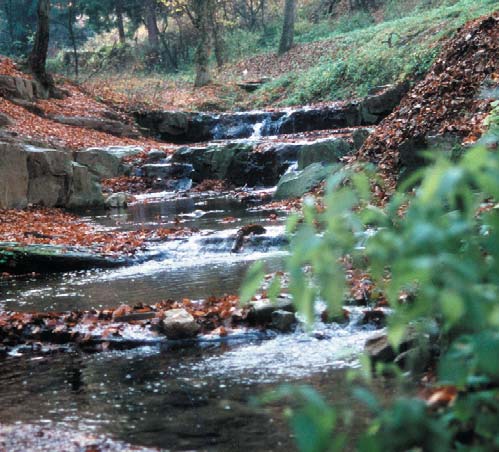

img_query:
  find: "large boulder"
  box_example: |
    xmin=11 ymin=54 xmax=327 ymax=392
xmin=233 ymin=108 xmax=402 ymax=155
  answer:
xmin=0 ymin=141 xmax=28 ymax=209
xmin=146 ymin=149 xmax=167 ymax=163
xmin=0 ymin=75 xmax=48 ymax=101
xmin=352 ymin=127 xmax=374 ymax=150
xmin=135 ymin=110 xmax=286 ymax=143
xmin=274 ymin=163 xmax=337 ymax=200
xmin=0 ymin=141 xmax=104 ymax=209
xmin=398 ymin=133 xmax=464 ymax=179
xmin=172 ymin=143 xmax=254 ymax=184
xmin=297 ymin=138 xmax=353 ymax=170
xmin=105 ymin=192 xmax=128 ymax=209
xmin=135 ymin=110 xmax=213 ymax=143
xmin=68 ymin=163 xmax=104 ymax=208
xmin=172 ymin=142 xmax=299 ymax=187
xmin=25 ymin=146 xmax=74 ymax=207
xmin=247 ymin=143 xmax=301 ymax=186
xmin=74 ymin=147 xmax=135 ymax=179
xmin=246 ymin=297 xmax=295 ymax=324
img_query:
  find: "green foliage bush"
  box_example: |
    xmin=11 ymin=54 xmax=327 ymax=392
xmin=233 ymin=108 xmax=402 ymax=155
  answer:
xmin=243 ymin=125 xmax=499 ymax=449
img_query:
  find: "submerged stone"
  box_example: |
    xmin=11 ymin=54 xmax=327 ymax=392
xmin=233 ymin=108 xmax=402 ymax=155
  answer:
xmin=247 ymin=297 xmax=295 ymax=324
xmin=160 ymin=308 xmax=200 ymax=339
xmin=105 ymin=192 xmax=128 ymax=208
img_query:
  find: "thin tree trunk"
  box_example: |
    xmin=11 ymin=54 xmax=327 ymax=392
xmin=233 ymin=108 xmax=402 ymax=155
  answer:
xmin=116 ymin=0 xmax=126 ymax=44
xmin=28 ymin=0 xmax=52 ymax=88
xmin=68 ymin=1 xmax=79 ymax=79
xmin=193 ymin=0 xmax=213 ymax=87
xmin=210 ymin=9 xmax=225 ymax=69
xmin=278 ymin=0 xmax=296 ymax=55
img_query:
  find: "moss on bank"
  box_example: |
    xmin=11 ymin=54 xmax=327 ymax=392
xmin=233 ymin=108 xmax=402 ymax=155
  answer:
xmin=252 ymin=0 xmax=498 ymax=107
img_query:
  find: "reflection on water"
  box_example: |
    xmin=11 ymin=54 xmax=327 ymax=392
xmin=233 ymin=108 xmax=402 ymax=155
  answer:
xmin=0 ymin=320 xmax=387 ymax=451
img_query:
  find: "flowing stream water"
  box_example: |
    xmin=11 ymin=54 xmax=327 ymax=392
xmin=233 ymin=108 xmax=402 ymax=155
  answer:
xmin=0 ymin=191 xmax=389 ymax=450
xmin=0 ymin=107 xmax=392 ymax=450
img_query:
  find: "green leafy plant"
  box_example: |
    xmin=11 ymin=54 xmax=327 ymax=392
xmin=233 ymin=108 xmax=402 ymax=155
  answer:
xmin=243 ymin=136 xmax=499 ymax=449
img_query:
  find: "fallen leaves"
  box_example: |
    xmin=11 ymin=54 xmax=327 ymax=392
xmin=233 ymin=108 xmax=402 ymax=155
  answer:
xmin=354 ymin=13 xmax=499 ymax=198
xmin=0 ymin=207 xmax=194 ymax=257
xmin=0 ymin=57 xmax=30 ymax=78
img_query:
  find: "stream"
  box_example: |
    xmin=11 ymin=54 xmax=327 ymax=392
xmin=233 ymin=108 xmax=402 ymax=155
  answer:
xmin=0 ymin=191 xmax=389 ymax=451
xmin=0 ymin=98 xmax=400 ymax=450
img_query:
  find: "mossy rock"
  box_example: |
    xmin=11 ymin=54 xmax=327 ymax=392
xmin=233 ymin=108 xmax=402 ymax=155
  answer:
xmin=0 ymin=243 xmax=127 ymax=274
xmin=274 ymin=163 xmax=338 ymax=200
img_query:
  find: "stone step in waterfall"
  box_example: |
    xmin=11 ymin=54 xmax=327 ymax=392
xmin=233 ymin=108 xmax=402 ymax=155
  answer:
xmin=134 ymin=83 xmax=408 ymax=144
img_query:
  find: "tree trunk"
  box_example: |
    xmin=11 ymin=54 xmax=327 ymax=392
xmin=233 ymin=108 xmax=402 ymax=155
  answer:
xmin=68 ymin=1 xmax=79 ymax=79
xmin=210 ymin=9 xmax=225 ymax=68
xmin=193 ymin=0 xmax=213 ymax=87
xmin=278 ymin=0 xmax=296 ymax=55
xmin=116 ymin=0 xmax=126 ymax=44
xmin=28 ymin=0 xmax=52 ymax=89
xmin=145 ymin=0 xmax=160 ymax=49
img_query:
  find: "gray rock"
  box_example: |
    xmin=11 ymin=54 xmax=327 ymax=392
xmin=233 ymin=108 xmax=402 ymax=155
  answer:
xmin=50 ymin=115 xmax=137 ymax=138
xmin=75 ymin=148 xmax=124 ymax=179
xmin=160 ymin=309 xmax=200 ymax=339
xmin=277 ymin=103 xmax=362 ymax=134
xmin=172 ymin=142 xmax=300 ymax=187
xmin=364 ymin=328 xmax=421 ymax=366
xmin=393 ymin=346 xmax=432 ymax=373
xmin=156 ymin=111 xmax=190 ymax=136
xmin=68 ymin=163 xmax=104 ymax=208
xmin=271 ymin=310 xmax=296 ymax=332
xmin=146 ymin=149 xmax=167 ymax=162
xmin=105 ymin=192 xmax=128 ymax=208
xmin=360 ymin=82 xmax=409 ymax=124
xmin=364 ymin=331 xmax=397 ymax=364
xmin=96 ymin=146 xmax=144 ymax=160
xmin=247 ymin=297 xmax=295 ymax=324
xmin=274 ymin=163 xmax=337 ymax=200
xmin=9 ymin=98 xmax=45 ymax=116
xmin=0 ymin=112 xmax=13 ymax=127
xmin=0 ymin=75 xmax=48 ymax=101
xmin=297 ymin=138 xmax=353 ymax=170
xmin=0 ymin=141 xmax=104 ymax=209
xmin=398 ymin=133 xmax=464 ymax=179
xmin=25 ymin=146 xmax=74 ymax=207
xmin=142 ymin=163 xmax=193 ymax=180
xmin=172 ymin=143 xmax=254 ymax=184
xmin=75 ymin=146 xmax=143 ymax=180
xmin=0 ymin=141 xmax=28 ymax=209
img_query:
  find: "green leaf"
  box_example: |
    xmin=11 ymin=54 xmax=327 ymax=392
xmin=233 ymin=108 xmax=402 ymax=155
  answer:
xmin=239 ymin=261 xmax=265 ymax=304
